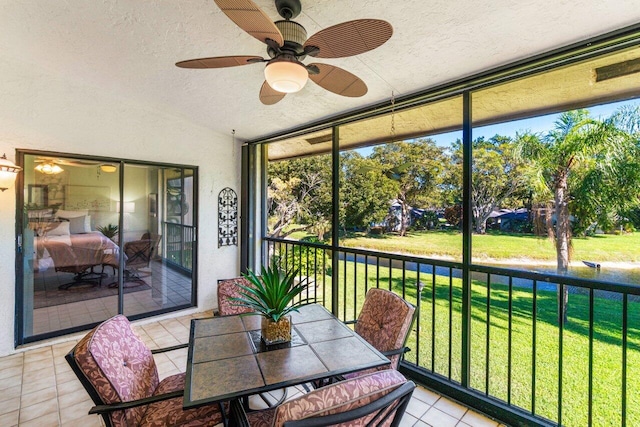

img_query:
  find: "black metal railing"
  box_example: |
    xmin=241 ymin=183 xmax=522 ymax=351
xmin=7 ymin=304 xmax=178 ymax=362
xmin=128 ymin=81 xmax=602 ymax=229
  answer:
xmin=264 ymin=236 xmax=640 ymax=427
xmin=164 ymin=222 xmax=195 ymax=271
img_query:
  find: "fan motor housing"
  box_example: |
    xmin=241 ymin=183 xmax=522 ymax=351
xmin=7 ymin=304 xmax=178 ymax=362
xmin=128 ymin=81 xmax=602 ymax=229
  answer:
xmin=268 ymin=20 xmax=307 ymax=57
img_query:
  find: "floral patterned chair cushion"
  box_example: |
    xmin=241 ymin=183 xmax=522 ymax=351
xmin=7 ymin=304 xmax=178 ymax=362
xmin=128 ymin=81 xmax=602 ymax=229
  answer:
xmin=218 ymin=277 xmax=255 ymax=316
xmin=68 ymin=314 xmax=223 ymax=427
xmin=346 ymin=288 xmax=415 ymax=377
xmin=245 ymin=370 xmax=410 ymax=427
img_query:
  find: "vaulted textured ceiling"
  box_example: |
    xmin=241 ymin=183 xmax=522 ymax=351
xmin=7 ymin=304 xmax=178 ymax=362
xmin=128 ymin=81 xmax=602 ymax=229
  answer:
xmin=2 ymin=1 xmax=640 ymax=142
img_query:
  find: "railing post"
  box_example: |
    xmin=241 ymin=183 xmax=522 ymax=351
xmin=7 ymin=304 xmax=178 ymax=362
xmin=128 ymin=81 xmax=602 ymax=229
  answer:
xmin=331 ymin=125 xmax=340 ymax=316
xmin=461 ymin=91 xmax=472 ymax=388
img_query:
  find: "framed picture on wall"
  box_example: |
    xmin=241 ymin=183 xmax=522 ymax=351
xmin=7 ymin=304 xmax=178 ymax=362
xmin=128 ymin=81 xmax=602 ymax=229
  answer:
xmin=28 ymin=184 xmax=49 ymax=207
xmin=149 ymin=193 xmax=157 ymax=217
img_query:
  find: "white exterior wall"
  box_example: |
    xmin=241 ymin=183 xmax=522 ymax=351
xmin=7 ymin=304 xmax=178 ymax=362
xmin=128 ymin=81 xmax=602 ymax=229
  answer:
xmin=0 ymin=56 xmax=241 ymax=356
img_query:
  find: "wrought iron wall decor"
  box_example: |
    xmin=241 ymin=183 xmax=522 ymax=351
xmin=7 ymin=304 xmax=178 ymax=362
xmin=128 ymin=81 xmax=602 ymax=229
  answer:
xmin=218 ymin=187 xmax=238 ymax=247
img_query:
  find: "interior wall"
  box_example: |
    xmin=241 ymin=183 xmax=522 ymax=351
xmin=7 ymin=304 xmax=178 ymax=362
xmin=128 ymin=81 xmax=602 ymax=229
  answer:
xmin=0 ymin=55 xmax=241 ymax=356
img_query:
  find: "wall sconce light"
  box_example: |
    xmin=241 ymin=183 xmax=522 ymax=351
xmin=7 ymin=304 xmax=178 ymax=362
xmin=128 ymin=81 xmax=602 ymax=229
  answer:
xmin=0 ymin=153 xmax=22 ymax=192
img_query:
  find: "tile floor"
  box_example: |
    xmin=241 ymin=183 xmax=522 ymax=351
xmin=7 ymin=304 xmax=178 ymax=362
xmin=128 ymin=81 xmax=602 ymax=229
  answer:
xmin=0 ymin=310 xmax=508 ymax=427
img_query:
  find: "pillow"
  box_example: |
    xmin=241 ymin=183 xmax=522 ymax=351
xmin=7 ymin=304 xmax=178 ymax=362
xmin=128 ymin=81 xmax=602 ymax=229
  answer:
xmin=56 ymin=209 xmax=89 ymax=219
xmin=67 ymin=216 xmax=88 ymax=234
xmin=46 ymin=221 xmax=70 ymax=236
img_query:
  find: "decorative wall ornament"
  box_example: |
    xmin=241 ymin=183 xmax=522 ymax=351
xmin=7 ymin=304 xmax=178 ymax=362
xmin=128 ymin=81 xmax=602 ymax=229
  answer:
xmin=218 ymin=187 xmax=238 ymax=247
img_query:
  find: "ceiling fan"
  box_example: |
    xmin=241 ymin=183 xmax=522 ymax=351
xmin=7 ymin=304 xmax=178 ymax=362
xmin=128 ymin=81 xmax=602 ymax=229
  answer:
xmin=176 ymin=0 xmax=393 ymax=105
xmin=34 ymin=158 xmax=117 ymax=174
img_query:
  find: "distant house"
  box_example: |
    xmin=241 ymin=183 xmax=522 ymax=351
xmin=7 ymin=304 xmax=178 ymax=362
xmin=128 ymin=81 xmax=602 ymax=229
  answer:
xmin=488 ymin=208 xmax=529 ymax=232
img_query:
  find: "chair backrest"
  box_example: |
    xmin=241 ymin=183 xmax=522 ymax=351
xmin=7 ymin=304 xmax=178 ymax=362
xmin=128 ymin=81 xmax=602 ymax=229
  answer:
xmin=275 ymin=370 xmax=414 ymax=427
xmin=124 ymin=233 xmax=160 ymax=269
xmin=65 ymin=315 xmax=159 ymax=427
xmin=217 ymin=277 xmax=255 ymax=316
xmin=355 ymin=288 xmax=416 ymax=370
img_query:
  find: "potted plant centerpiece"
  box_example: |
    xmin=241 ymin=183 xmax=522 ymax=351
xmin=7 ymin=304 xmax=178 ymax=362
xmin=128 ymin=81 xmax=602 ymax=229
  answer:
xmin=233 ymin=261 xmax=309 ymax=345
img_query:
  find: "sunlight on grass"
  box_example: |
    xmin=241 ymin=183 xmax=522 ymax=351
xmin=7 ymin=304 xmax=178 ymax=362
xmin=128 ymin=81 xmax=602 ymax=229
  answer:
xmin=298 ymin=257 xmax=640 ymax=427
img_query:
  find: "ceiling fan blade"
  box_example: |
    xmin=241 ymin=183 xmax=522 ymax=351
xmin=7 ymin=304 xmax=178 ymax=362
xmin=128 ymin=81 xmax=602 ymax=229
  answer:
xmin=213 ymin=0 xmax=284 ymax=46
xmin=308 ymin=63 xmax=367 ymax=97
xmin=176 ymin=55 xmax=264 ymax=69
xmin=260 ymin=81 xmax=286 ymax=105
xmin=303 ymin=19 xmax=392 ymax=59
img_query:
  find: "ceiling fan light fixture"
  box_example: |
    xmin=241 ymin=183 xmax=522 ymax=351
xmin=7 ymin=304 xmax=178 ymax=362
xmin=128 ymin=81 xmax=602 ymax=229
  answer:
xmin=35 ymin=162 xmax=64 ymax=175
xmin=264 ymin=59 xmax=308 ymax=93
xmin=100 ymin=164 xmax=117 ymax=173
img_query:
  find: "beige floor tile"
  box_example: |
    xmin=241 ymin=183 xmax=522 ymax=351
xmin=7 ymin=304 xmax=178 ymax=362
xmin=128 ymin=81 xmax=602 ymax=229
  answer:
xmin=59 ymin=399 xmax=94 ymax=424
xmin=399 ymin=412 xmax=419 ymax=426
xmin=434 ymin=397 xmax=468 ymax=419
xmin=58 ymin=387 xmax=91 ymax=408
xmin=18 ymin=411 xmax=59 ymax=427
xmin=0 ymin=397 xmax=20 ymax=415
xmin=412 ymin=386 xmax=440 ymax=405
xmin=460 ymin=410 xmax=500 ymax=427
xmin=56 ymin=377 xmax=84 ymax=397
xmin=0 ymin=409 xmax=19 ymax=427
xmin=0 ymin=354 xmax=23 ymax=371
xmin=0 ymin=374 xmax=23 ymax=391
xmin=0 ymin=385 xmax=21 ymax=402
xmin=19 ymin=396 xmax=58 ymax=423
xmin=421 ymin=407 xmax=459 ymax=427
xmin=21 ymin=375 xmax=55 ymax=395
xmin=405 ymin=395 xmax=432 ymax=419
xmin=20 ymin=386 xmax=57 ymax=407
xmin=61 ymin=413 xmax=104 ymax=427
xmin=23 ymin=347 xmax=53 ymax=364
xmin=55 ymin=369 xmax=78 ymax=385
xmin=22 ymin=365 xmax=55 ymax=383
xmin=0 ymin=365 xmax=23 ymax=381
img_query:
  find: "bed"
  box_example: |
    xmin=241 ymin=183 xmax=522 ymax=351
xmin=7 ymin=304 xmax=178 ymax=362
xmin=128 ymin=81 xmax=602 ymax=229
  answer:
xmin=31 ymin=209 xmax=120 ymax=289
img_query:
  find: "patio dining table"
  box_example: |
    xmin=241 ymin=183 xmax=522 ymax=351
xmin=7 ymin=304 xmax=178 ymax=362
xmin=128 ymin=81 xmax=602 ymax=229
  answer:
xmin=183 ymin=303 xmax=390 ymax=409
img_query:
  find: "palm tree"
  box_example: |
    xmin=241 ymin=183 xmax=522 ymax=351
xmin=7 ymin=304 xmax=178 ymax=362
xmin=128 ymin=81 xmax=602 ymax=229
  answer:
xmin=515 ymin=109 xmax=624 ymax=321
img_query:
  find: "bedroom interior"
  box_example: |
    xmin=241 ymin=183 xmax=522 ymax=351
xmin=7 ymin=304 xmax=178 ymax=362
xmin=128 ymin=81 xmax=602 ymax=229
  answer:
xmin=20 ymin=152 xmax=196 ymax=339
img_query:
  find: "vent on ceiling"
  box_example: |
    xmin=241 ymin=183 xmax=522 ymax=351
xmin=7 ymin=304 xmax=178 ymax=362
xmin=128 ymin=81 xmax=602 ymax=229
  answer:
xmin=595 ymin=58 xmax=640 ymax=82
xmin=306 ymin=134 xmax=333 ymax=145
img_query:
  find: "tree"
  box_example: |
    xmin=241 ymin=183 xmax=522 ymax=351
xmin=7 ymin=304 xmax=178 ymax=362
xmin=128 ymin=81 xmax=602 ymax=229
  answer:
xmin=267 ymin=156 xmax=332 ymax=238
xmin=340 ymin=152 xmax=396 ymax=231
xmin=369 ymin=139 xmax=445 ymax=236
xmin=515 ymin=109 xmax=634 ymax=321
xmin=450 ymin=136 xmax=529 ymax=234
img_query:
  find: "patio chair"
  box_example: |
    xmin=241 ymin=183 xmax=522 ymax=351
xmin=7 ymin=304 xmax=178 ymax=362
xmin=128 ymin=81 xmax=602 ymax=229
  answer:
xmin=217 ymin=277 xmax=288 ymax=410
xmin=349 ymin=288 xmax=416 ymax=375
xmin=65 ymin=314 xmax=225 ymax=427
xmin=217 ymin=276 xmax=255 ymax=316
xmin=313 ymin=288 xmax=416 ymax=389
xmin=231 ymin=370 xmax=415 ymax=427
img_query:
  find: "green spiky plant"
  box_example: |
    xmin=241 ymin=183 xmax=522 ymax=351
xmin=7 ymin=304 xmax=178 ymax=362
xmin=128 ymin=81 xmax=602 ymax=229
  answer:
xmin=232 ymin=260 xmax=310 ymax=322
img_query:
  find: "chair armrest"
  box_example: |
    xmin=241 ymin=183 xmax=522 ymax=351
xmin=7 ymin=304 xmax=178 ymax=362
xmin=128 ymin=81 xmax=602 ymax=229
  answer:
xmin=88 ymin=390 xmax=184 ymax=414
xmin=230 ymin=399 xmax=251 ymax=427
xmin=382 ymin=346 xmax=411 ymax=358
xmin=151 ymin=343 xmax=188 ymax=354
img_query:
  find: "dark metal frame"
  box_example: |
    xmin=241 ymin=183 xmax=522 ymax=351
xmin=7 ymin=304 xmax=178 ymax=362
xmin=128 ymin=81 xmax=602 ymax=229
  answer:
xmin=14 ymin=149 xmax=200 ymax=346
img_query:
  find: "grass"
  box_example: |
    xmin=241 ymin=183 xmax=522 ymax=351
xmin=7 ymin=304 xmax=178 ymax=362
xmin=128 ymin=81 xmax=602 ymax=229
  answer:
xmin=297 ymin=257 xmax=639 ymax=426
xmin=289 ymin=229 xmax=640 ymax=263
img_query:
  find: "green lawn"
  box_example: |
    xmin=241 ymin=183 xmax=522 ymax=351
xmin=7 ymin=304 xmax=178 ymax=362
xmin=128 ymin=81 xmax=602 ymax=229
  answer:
xmin=295 ymin=257 xmax=639 ymax=426
xmin=290 ymin=229 xmax=640 ymax=263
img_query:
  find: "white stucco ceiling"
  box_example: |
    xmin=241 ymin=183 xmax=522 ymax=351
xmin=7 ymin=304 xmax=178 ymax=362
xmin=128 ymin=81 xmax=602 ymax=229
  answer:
xmin=2 ymin=1 xmax=640 ymax=143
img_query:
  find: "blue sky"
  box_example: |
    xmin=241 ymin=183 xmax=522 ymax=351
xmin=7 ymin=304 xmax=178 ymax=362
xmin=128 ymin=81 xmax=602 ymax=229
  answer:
xmin=356 ymin=99 xmax=638 ymax=155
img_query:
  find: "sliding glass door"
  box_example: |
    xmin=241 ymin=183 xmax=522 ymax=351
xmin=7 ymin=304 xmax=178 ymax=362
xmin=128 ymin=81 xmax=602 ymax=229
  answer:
xmin=17 ymin=152 xmax=197 ymax=343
